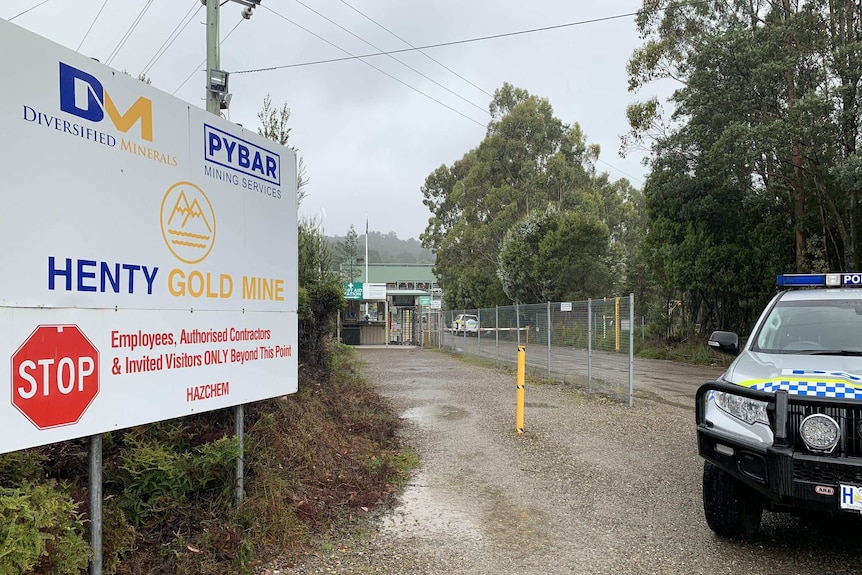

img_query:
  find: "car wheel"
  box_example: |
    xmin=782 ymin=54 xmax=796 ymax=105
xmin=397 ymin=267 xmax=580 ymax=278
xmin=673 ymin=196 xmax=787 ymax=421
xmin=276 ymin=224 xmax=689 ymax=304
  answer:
xmin=702 ymin=461 xmax=762 ymax=539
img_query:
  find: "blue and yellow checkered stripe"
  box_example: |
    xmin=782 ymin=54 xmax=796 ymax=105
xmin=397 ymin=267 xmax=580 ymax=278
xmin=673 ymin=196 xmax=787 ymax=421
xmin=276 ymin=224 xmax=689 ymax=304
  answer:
xmin=739 ymin=378 xmax=862 ymax=400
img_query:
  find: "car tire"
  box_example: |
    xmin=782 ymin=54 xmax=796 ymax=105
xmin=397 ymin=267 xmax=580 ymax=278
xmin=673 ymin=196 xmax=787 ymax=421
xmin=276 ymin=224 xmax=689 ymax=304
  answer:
xmin=702 ymin=460 xmax=762 ymax=539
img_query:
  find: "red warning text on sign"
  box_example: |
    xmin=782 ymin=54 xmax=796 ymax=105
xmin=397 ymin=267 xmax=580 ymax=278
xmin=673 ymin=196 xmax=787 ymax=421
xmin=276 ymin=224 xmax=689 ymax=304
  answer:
xmin=11 ymin=324 xmax=100 ymax=429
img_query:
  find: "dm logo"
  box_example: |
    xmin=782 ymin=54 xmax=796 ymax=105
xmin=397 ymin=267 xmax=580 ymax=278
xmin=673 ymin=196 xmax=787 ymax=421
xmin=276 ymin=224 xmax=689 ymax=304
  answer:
xmin=160 ymin=182 xmax=216 ymax=264
xmin=59 ymin=62 xmax=153 ymax=142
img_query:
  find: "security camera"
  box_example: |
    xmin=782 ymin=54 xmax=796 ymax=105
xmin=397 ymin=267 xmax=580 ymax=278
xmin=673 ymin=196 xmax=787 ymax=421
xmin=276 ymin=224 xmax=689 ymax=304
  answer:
xmin=241 ymin=5 xmax=253 ymax=18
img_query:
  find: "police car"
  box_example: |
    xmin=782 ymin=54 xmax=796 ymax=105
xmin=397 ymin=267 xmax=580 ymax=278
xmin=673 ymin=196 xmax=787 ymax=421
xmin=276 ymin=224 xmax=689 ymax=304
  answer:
xmin=698 ymin=272 xmax=862 ymax=538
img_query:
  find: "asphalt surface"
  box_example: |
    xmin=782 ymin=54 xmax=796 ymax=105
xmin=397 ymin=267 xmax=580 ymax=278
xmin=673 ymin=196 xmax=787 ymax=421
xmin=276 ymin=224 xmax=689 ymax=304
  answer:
xmin=279 ymin=347 xmax=862 ymax=575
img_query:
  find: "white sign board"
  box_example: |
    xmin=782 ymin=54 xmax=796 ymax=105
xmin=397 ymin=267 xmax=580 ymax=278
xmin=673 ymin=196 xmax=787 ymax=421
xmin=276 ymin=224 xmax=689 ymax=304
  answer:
xmin=0 ymin=19 xmax=298 ymax=454
xmin=363 ymin=283 xmax=387 ymax=300
xmin=430 ymin=299 xmax=442 ymax=310
xmin=560 ymin=302 xmax=573 ymax=312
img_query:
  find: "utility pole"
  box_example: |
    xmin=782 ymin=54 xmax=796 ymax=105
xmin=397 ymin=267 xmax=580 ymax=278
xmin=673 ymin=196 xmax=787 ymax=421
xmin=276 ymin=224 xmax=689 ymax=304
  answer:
xmin=205 ymin=0 xmax=221 ymax=115
xmin=203 ymin=0 xmax=261 ymax=506
xmin=204 ymin=0 xmax=260 ymax=115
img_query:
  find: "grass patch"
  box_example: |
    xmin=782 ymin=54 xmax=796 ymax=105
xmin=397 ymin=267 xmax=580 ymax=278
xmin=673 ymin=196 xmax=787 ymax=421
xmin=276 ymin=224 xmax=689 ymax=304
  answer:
xmin=637 ymin=337 xmax=733 ymax=366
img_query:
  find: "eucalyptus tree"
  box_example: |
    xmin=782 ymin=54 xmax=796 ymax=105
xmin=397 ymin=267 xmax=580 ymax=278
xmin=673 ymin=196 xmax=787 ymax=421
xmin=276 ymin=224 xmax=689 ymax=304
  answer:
xmin=422 ymin=84 xmax=641 ymax=309
xmin=627 ymin=0 xmax=862 ymax=332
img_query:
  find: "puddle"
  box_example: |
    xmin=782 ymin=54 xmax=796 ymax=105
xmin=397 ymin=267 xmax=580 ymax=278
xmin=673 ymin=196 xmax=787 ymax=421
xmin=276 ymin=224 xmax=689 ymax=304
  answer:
xmin=379 ymin=473 xmax=485 ymax=541
xmin=401 ymin=404 xmax=469 ymax=422
xmin=379 ymin=473 xmax=554 ymax=555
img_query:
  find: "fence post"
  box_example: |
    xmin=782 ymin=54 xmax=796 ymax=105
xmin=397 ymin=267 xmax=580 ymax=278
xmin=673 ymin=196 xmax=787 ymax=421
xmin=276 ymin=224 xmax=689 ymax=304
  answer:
xmin=547 ymin=301 xmax=551 ymax=379
xmin=629 ymin=292 xmax=635 ymax=408
xmin=441 ymin=310 xmax=444 ymax=348
xmin=440 ymin=310 xmax=444 ymax=349
xmin=516 ymin=303 xmax=521 ymax=346
xmin=587 ymin=298 xmax=593 ymax=393
xmin=495 ymin=305 xmax=499 ymax=365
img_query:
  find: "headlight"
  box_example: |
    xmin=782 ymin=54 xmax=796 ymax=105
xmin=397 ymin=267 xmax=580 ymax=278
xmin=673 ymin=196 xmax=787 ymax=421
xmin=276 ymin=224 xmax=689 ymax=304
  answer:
xmin=714 ymin=391 xmax=769 ymax=425
xmin=800 ymin=413 xmax=840 ymax=453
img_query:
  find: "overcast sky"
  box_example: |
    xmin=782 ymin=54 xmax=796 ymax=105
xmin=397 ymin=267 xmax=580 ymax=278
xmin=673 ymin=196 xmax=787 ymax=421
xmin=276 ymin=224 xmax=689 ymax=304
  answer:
xmin=3 ymin=0 xmax=673 ymax=241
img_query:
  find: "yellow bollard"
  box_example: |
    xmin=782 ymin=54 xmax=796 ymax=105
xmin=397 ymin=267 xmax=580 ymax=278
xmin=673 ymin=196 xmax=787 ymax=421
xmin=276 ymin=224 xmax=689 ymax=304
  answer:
xmin=516 ymin=345 xmax=525 ymax=434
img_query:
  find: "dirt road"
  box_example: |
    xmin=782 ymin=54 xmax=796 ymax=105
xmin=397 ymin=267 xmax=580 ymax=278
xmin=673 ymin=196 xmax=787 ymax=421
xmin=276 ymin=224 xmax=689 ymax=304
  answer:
xmin=286 ymin=348 xmax=862 ymax=574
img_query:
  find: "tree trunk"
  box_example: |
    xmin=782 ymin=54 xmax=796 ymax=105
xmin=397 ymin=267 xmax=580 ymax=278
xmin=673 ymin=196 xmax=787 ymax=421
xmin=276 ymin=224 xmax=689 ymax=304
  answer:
xmin=782 ymin=0 xmax=809 ymax=272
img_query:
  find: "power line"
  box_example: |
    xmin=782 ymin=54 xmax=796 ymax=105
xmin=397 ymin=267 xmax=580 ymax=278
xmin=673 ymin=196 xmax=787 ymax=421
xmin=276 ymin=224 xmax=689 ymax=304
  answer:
xmin=259 ymin=4 xmax=487 ymax=128
xmin=596 ymin=158 xmax=643 ymax=185
xmin=140 ymin=0 xmax=201 ymax=77
xmin=289 ymin=0 xmax=489 ymax=116
xmin=106 ymin=0 xmax=155 ymax=66
xmin=76 ymin=0 xmax=108 ymax=51
xmin=9 ymin=0 xmax=54 ymax=21
xmin=337 ymin=0 xmax=492 ymax=99
xmin=233 ymin=10 xmax=639 ymax=75
xmin=172 ymin=17 xmax=244 ymax=96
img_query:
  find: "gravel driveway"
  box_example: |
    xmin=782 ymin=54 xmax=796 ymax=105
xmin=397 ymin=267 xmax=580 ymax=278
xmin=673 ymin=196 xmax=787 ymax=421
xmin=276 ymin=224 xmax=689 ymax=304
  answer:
xmin=284 ymin=347 xmax=862 ymax=574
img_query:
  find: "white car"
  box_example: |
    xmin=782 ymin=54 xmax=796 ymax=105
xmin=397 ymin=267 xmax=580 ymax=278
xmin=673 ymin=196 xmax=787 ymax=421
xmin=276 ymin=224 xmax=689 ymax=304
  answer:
xmin=698 ymin=272 xmax=862 ymax=539
xmin=451 ymin=314 xmax=479 ymax=335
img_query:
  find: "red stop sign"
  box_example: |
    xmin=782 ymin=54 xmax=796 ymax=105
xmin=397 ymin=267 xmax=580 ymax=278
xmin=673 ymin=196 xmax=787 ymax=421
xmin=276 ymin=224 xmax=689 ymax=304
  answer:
xmin=11 ymin=324 xmax=100 ymax=429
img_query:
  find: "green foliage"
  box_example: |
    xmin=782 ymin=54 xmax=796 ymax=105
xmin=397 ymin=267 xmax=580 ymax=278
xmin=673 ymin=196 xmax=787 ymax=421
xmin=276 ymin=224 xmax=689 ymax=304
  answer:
xmin=101 ymin=499 xmax=135 ymax=575
xmin=113 ymin=432 xmax=239 ymax=527
xmin=637 ymin=335 xmax=731 ymax=366
xmin=299 ymin=281 xmax=345 ymax=370
xmin=0 ymin=450 xmax=46 ymax=486
xmin=0 ymin=481 xmax=90 ymax=575
xmin=257 ymin=94 xmax=308 ymax=204
xmin=628 ymin=0 xmax=862 ymax=334
xmin=337 ymin=224 xmax=363 ymax=282
xmin=257 ymin=93 xmax=291 ymax=146
xmin=364 ymin=448 xmax=419 ymax=489
xmin=297 ymin=218 xmax=345 ymax=369
xmin=499 ymin=206 xmax=614 ymax=302
xmin=537 ymin=211 xmax=613 ymax=301
xmin=422 ymin=82 xmax=645 ymax=309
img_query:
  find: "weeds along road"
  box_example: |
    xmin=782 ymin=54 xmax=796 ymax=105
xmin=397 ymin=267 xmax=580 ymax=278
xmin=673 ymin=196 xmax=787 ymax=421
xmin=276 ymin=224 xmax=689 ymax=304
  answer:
xmin=287 ymin=348 xmax=862 ymax=575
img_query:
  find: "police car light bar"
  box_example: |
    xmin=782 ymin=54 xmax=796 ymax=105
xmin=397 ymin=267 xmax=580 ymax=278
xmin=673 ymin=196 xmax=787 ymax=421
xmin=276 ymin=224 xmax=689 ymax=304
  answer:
xmin=776 ymin=273 xmax=862 ymax=287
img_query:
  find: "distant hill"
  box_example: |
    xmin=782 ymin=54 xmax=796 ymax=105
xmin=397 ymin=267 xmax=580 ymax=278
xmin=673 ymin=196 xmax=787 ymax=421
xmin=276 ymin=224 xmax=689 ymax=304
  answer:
xmin=326 ymin=231 xmax=435 ymax=264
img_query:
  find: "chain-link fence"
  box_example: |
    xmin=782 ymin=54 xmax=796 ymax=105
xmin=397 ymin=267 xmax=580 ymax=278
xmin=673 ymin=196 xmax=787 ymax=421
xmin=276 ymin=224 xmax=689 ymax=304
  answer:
xmin=437 ymin=295 xmax=635 ymax=406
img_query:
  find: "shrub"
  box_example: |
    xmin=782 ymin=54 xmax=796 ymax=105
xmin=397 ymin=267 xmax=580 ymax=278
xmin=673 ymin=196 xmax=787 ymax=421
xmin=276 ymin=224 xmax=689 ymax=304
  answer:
xmin=0 ymin=481 xmax=90 ymax=575
xmin=113 ymin=432 xmax=239 ymax=529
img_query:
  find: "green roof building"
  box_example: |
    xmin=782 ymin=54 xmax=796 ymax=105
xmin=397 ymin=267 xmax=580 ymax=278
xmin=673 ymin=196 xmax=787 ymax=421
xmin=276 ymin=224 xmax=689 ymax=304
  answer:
xmin=340 ymin=263 xmax=441 ymax=346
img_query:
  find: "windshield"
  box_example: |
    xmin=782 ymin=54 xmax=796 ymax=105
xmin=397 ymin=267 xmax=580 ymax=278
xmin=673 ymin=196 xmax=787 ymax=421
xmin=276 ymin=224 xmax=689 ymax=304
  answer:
xmin=752 ymin=298 xmax=862 ymax=354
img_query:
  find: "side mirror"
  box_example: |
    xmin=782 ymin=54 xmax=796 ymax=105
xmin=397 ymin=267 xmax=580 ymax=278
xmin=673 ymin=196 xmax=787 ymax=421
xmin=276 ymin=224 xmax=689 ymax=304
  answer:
xmin=708 ymin=330 xmax=740 ymax=356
